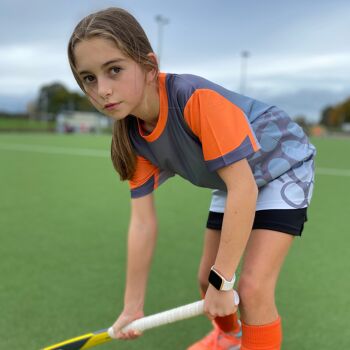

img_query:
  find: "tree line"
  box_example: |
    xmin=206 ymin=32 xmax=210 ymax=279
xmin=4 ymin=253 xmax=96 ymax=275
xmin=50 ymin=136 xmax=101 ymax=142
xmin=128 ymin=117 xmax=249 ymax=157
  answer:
xmin=27 ymin=82 xmax=95 ymax=119
xmin=320 ymin=97 xmax=350 ymax=127
xmin=31 ymin=83 xmax=350 ymax=127
xmin=2 ymin=81 xmax=349 ymax=129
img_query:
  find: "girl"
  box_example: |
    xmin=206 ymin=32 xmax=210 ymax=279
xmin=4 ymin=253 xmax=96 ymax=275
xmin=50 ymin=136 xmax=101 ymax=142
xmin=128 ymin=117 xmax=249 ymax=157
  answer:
xmin=68 ymin=8 xmax=315 ymax=350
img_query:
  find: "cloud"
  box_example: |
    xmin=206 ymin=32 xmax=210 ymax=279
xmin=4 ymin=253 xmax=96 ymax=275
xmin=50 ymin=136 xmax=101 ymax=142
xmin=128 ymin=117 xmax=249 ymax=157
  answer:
xmin=253 ymin=88 xmax=350 ymax=123
xmin=162 ymin=51 xmax=350 ymax=93
xmin=0 ymin=0 xmax=349 ymax=121
xmin=0 ymin=44 xmax=77 ymax=95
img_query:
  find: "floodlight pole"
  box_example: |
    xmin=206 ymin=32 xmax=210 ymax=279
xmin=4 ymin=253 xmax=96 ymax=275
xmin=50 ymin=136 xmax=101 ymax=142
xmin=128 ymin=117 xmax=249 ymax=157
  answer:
xmin=239 ymin=50 xmax=250 ymax=95
xmin=155 ymin=14 xmax=169 ymax=69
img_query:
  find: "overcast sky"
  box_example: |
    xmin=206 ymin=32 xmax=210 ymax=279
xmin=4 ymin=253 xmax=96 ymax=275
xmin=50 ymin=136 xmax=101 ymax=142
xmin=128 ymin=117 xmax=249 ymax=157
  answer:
xmin=1 ymin=0 xmax=349 ymax=122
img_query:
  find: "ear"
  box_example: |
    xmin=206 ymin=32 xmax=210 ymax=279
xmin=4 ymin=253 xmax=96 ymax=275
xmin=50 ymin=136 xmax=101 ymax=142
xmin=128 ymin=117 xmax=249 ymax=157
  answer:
xmin=146 ymin=52 xmax=159 ymax=83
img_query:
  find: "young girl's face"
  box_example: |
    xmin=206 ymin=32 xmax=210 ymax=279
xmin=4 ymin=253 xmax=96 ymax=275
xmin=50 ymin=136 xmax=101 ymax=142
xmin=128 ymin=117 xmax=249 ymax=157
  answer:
xmin=74 ymin=37 xmax=150 ymax=120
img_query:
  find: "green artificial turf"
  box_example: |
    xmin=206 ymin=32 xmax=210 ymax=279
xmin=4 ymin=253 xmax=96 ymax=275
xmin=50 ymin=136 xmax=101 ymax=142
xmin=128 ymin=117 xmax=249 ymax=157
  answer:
xmin=0 ymin=134 xmax=349 ymax=349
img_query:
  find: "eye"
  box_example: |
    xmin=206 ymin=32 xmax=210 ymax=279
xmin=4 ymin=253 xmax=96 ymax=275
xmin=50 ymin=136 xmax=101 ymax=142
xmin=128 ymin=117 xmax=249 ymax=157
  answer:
xmin=110 ymin=66 xmax=122 ymax=75
xmin=82 ymin=75 xmax=95 ymax=84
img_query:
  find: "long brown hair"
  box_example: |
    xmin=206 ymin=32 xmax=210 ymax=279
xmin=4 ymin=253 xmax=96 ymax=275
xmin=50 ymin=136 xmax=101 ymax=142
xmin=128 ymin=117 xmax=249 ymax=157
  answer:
xmin=67 ymin=7 xmax=158 ymax=180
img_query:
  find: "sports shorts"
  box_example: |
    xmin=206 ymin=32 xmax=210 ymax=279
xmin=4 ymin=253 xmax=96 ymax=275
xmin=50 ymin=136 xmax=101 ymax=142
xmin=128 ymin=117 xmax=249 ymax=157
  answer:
xmin=206 ymin=208 xmax=308 ymax=236
xmin=207 ymin=159 xmax=314 ymax=236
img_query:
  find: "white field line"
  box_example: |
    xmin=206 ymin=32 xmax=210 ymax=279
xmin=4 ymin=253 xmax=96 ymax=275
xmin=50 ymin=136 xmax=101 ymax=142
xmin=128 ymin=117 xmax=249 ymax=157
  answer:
xmin=316 ymin=167 xmax=350 ymax=177
xmin=1 ymin=143 xmax=350 ymax=177
xmin=0 ymin=143 xmax=108 ymax=158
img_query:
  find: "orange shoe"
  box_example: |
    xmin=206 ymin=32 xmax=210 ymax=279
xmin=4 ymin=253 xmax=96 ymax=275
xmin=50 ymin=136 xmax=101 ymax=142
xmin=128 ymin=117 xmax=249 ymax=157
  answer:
xmin=187 ymin=323 xmax=241 ymax=350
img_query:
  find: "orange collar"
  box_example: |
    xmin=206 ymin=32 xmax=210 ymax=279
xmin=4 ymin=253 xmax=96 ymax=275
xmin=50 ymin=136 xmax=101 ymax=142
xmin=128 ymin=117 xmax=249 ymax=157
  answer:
xmin=137 ymin=72 xmax=168 ymax=142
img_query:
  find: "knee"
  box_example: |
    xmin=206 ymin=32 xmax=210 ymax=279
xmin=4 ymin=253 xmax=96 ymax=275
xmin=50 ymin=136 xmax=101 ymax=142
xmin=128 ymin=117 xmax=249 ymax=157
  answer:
xmin=237 ymin=274 xmax=275 ymax=310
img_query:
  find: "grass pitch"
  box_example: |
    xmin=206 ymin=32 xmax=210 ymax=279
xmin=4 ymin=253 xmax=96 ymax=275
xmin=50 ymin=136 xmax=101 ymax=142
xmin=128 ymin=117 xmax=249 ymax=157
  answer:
xmin=0 ymin=134 xmax=349 ymax=349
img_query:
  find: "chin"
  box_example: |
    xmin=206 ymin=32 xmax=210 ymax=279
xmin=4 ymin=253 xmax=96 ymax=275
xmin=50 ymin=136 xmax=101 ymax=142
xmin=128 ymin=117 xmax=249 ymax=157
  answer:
xmin=109 ymin=112 xmax=129 ymax=121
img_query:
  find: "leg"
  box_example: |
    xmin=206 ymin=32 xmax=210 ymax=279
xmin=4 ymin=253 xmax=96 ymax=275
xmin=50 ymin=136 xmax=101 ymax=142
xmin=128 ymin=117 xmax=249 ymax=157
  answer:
xmin=238 ymin=229 xmax=294 ymax=349
xmin=197 ymin=228 xmax=221 ymax=294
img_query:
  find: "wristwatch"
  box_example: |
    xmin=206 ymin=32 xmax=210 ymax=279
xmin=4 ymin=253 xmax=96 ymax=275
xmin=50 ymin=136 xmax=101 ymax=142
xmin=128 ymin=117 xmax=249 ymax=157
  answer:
xmin=208 ymin=266 xmax=236 ymax=291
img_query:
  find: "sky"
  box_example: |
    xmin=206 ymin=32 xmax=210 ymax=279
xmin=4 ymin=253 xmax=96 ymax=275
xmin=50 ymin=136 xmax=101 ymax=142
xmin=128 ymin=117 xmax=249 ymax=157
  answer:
xmin=0 ymin=0 xmax=349 ymax=122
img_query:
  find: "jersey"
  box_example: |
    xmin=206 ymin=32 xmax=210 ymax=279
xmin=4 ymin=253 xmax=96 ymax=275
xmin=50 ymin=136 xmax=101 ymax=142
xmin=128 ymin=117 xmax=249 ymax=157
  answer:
xmin=127 ymin=73 xmax=316 ymax=201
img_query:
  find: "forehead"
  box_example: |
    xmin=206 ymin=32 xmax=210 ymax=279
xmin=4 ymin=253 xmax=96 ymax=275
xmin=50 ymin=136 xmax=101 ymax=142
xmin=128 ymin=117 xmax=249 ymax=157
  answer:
xmin=74 ymin=37 xmax=127 ymax=71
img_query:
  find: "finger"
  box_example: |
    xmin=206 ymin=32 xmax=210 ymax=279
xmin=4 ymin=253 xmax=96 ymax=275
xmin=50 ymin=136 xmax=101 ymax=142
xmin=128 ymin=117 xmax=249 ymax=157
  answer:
xmin=205 ymin=312 xmax=215 ymax=321
xmin=116 ymin=329 xmax=142 ymax=340
xmin=127 ymin=330 xmax=142 ymax=338
xmin=130 ymin=333 xmax=142 ymax=339
xmin=115 ymin=331 xmax=127 ymax=339
xmin=111 ymin=321 xmax=130 ymax=339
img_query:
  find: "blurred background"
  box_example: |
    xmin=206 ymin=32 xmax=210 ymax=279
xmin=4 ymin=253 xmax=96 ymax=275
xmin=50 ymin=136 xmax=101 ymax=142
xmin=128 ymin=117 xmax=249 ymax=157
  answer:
xmin=1 ymin=0 xmax=349 ymax=134
xmin=1 ymin=1 xmax=350 ymax=349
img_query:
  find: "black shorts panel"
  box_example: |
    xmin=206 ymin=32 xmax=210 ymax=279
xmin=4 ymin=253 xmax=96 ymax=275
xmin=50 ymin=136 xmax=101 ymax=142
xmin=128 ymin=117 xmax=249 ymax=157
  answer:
xmin=206 ymin=208 xmax=308 ymax=236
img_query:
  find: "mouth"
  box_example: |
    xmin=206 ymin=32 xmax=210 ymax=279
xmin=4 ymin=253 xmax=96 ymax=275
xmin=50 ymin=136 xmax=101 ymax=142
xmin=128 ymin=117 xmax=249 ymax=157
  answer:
xmin=104 ymin=102 xmax=121 ymax=111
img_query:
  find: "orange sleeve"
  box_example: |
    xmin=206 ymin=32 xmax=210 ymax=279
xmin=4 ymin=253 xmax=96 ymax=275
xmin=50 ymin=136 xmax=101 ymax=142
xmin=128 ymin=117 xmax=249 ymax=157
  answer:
xmin=129 ymin=156 xmax=160 ymax=198
xmin=183 ymin=89 xmax=260 ymax=167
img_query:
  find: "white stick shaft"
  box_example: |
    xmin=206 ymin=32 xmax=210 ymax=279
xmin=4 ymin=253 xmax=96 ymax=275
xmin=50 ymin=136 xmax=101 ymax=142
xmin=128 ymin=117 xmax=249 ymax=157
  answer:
xmin=108 ymin=291 xmax=239 ymax=337
xmin=123 ymin=300 xmax=204 ymax=332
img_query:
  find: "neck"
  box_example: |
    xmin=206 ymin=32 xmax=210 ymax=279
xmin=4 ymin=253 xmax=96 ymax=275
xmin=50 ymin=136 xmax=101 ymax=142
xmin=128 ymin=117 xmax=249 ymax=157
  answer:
xmin=135 ymin=80 xmax=160 ymax=129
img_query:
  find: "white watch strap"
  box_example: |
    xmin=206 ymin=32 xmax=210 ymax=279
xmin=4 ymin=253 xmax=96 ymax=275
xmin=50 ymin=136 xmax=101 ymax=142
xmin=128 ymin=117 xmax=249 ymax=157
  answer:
xmin=222 ymin=275 xmax=235 ymax=291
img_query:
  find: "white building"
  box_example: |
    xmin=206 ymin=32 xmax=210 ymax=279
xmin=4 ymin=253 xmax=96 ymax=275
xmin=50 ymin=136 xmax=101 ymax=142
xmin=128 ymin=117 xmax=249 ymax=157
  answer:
xmin=342 ymin=123 xmax=350 ymax=133
xmin=56 ymin=111 xmax=111 ymax=133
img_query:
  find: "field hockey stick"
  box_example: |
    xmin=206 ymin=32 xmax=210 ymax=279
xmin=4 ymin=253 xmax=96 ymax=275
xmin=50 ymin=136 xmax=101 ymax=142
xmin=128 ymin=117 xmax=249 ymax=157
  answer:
xmin=41 ymin=291 xmax=239 ymax=350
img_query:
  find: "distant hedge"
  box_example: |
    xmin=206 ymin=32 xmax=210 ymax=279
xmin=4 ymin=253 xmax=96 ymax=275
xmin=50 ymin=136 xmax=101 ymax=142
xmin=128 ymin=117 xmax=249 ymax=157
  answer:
xmin=0 ymin=117 xmax=55 ymax=132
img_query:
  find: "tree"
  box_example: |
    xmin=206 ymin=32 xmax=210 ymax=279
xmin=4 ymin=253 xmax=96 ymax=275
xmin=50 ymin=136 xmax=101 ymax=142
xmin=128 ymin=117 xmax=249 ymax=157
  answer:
xmin=320 ymin=97 xmax=350 ymax=127
xmin=320 ymin=106 xmax=334 ymax=127
xmin=342 ymin=99 xmax=350 ymax=123
xmin=34 ymin=82 xmax=96 ymax=120
xmin=294 ymin=115 xmax=309 ymax=135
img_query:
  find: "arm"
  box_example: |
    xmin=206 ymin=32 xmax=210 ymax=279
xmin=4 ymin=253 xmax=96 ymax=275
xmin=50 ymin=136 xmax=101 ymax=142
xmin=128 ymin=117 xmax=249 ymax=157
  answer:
xmin=112 ymin=193 xmax=158 ymax=338
xmin=214 ymin=158 xmax=257 ymax=279
xmin=204 ymin=158 xmax=258 ymax=318
xmin=125 ymin=193 xmax=158 ymax=311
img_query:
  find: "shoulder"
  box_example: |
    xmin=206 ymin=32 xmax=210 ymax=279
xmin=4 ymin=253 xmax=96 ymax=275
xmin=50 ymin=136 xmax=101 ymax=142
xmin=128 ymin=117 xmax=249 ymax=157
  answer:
xmin=165 ymin=73 xmax=223 ymax=93
xmin=164 ymin=73 xmax=231 ymax=108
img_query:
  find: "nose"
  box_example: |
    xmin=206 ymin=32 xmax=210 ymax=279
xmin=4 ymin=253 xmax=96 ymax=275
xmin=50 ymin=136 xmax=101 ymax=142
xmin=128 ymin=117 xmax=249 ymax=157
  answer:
xmin=97 ymin=77 xmax=113 ymax=99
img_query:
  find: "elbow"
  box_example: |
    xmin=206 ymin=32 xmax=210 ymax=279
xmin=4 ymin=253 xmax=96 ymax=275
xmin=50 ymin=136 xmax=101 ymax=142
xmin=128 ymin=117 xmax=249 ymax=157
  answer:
xmin=247 ymin=180 xmax=258 ymax=202
xmin=227 ymin=178 xmax=258 ymax=202
xmin=251 ymin=181 xmax=258 ymax=200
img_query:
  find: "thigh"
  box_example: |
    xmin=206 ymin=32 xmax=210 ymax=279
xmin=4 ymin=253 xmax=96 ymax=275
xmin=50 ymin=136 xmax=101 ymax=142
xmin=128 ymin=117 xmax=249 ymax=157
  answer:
xmin=238 ymin=229 xmax=294 ymax=324
xmin=240 ymin=229 xmax=294 ymax=288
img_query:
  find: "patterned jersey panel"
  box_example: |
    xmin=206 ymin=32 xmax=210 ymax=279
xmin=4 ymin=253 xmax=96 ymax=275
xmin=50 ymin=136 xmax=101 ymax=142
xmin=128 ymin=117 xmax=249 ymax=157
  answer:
xmin=246 ymin=107 xmax=316 ymax=188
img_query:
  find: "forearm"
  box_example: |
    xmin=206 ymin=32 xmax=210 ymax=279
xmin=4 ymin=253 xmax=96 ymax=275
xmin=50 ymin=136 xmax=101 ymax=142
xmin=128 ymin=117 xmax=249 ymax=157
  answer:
xmin=214 ymin=184 xmax=257 ymax=280
xmin=123 ymin=218 xmax=157 ymax=311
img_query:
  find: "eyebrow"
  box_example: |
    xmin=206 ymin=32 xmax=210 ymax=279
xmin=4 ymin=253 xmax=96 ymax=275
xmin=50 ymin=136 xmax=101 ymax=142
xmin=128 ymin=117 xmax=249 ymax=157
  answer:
xmin=78 ymin=58 xmax=126 ymax=75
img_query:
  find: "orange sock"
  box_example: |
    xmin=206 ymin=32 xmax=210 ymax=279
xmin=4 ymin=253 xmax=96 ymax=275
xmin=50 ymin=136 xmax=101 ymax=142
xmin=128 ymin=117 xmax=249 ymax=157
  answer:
xmin=241 ymin=317 xmax=282 ymax=350
xmin=214 ymin=313 xmax=241 ymax=333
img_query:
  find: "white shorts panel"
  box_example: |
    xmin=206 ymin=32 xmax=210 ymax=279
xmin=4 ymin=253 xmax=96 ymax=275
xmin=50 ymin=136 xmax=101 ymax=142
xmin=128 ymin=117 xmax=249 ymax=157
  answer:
xmin=209 ymin=158 xmax=315 ymax=212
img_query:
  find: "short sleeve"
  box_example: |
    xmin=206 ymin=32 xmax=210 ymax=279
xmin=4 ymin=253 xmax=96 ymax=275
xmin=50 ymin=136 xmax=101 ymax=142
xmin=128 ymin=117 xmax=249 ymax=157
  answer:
xmin=183 ymin=89 xmax=260 ymax=171
xmin=129 ymin=155 xmax=174 ymax=198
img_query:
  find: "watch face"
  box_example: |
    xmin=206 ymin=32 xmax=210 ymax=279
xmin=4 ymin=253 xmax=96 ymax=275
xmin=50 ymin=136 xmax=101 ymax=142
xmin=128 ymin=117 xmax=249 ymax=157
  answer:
xmin=208 ymin=270 xmax=222 ymax=290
